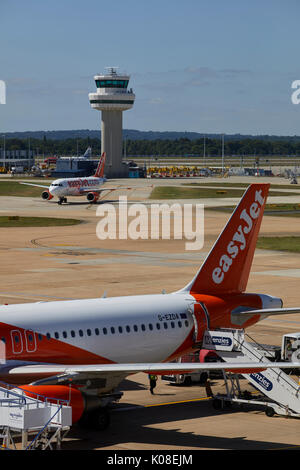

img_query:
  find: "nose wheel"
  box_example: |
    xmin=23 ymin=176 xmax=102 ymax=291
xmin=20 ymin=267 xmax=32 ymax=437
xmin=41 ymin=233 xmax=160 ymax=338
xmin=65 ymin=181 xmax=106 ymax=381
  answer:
xmin=58 ymin=197 xmax=68 ymax=205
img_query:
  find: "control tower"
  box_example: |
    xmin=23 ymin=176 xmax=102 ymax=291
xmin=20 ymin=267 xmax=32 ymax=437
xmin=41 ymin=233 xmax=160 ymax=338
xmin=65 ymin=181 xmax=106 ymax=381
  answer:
xmin=88 ymin=68 xmax=135 ymax=178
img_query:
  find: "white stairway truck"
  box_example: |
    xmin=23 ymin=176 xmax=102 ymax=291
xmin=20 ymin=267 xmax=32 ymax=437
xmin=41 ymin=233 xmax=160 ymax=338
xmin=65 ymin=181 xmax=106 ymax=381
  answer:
xmin=0 ymin=383 xmax=71 ymax=449
xmin=202 ymin=329 xmax=300 ymax=417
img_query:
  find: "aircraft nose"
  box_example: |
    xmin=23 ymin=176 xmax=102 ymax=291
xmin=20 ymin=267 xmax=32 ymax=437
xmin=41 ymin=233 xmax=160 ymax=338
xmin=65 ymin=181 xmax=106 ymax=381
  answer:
xmin=49 ymin=186 xmax=59 ymax=195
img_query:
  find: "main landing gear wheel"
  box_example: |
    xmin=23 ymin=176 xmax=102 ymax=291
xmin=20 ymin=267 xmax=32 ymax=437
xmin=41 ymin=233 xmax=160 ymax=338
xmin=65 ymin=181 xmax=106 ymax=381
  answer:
xmin=58 ymin=197 xmax=67 ymax=205
xmin=79 ymin=408 xmax=110 ymax=431
xmin=93 ymin=408 xmax=110 ymax=430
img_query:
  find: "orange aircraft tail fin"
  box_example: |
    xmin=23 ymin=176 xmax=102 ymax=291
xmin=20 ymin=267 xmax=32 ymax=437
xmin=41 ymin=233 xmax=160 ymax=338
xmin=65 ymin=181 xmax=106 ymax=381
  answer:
xmin=95 ymin=152 xmax=106 ymax=178
xmin=183 ymin=183 xmax=270 ymax=295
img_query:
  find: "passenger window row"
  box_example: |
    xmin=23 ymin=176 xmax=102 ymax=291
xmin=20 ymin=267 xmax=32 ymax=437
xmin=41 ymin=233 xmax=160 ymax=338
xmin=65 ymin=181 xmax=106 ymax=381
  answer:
xmin=45 ymin=320 xmax=189 ymax=340
xmin=1 ymin=320 xmax=190 ymax=344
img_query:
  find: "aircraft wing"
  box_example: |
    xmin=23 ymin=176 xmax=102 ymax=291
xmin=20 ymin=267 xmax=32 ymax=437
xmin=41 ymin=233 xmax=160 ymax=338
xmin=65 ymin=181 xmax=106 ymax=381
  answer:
xmin=5 ymin=360 xmax=300 ymax=386
xmin=19 ymin=182 xmax=49 ymax=189
xmin=79 ymin=188 xmax=119 ymax=194
xmin=232 ymin=307 xmax=300 ymax=323
xmin=79 ymin=186 xmax=139 ymax=194
xmin=80 ymin=184 xmax=153 ymax=194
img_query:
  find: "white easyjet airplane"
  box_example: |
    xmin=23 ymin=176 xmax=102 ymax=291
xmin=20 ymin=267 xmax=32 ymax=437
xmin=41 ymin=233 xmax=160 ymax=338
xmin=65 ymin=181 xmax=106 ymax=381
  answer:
xmin=1 ymin=183 xmax=300 ymax=429
xmin=21 ymin=152 xmax=130 ymax=205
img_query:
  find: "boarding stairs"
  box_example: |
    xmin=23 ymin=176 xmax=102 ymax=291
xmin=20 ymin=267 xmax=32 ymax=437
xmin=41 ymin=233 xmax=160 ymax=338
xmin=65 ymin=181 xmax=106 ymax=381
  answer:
xmin=202 ymin=328 xmax=300 ymax=417
xmin=0 ymin=382 xmax=72 ymax=450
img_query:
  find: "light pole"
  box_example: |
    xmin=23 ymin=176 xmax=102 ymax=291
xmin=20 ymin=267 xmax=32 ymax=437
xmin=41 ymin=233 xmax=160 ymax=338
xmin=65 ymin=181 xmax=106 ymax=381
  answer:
xmin=221 ymin=133 xmax=225 ymax=176
xmin=2 ymin=134 xmax=5 ymax=170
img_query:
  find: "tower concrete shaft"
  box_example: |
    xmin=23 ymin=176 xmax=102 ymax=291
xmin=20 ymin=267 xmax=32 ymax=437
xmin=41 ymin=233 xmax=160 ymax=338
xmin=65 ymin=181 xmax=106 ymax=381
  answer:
xmin=88 ymin=68 xmax=135 ymax=178
xmin=101 ymin=110 xmax=123 ymax=178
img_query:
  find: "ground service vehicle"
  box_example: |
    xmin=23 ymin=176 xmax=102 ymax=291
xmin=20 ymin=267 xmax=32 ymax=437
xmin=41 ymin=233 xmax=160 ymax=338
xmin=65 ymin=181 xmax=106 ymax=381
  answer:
xmin=162 ymin=350 xmax=219 ymax=385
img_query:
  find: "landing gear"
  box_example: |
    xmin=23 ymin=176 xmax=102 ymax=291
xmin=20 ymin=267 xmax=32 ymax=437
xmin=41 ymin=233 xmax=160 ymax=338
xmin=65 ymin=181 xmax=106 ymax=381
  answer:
xmin=58 ymin=197 xmax=67 ymax=205
xmin=78 ymin=407 xmax=110 ymax=431
xmin=92 ymin=408 xmax=110 ymax=430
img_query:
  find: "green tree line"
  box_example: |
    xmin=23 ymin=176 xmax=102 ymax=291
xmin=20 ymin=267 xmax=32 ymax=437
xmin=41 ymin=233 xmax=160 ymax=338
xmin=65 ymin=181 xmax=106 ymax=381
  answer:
xmin=2 ymin=136 xmax=300 ymax=157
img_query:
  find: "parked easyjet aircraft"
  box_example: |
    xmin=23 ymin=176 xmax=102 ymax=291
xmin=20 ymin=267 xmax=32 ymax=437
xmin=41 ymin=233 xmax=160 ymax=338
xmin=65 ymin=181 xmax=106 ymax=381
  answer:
xmin=1 ymin=183 xmax=299 ymax=429
xmin=20 ymin=152 xmax=128 ymax=205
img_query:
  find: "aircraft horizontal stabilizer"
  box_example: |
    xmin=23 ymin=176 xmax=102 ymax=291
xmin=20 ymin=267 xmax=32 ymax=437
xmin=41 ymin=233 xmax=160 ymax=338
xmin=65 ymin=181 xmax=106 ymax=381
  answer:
xmin=232 ymin=307 xmax=300 ymax=322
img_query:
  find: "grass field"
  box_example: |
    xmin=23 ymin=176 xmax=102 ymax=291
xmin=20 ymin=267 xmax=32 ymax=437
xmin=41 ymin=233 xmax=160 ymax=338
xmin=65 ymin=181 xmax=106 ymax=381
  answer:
xmin=0 ymin=181 xmax=44 ymax=197
xmin=149 ymin=186 xmax=300 ymax=200
xmin=257 ymin=236 xmax=300 ymax=253
xmin=209 ymin=203 xmax=300 ymax=217
xmin=0 ymin=216 xmax=82 ymax=227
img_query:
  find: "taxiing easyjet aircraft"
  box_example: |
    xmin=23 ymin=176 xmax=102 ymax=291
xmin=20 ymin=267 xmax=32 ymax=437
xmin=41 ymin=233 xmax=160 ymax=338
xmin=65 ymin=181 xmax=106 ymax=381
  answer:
xmin=20 ymin=152 xmax=127 ymax=205
xmin=1 ymin=183 xmax=300 ymax=429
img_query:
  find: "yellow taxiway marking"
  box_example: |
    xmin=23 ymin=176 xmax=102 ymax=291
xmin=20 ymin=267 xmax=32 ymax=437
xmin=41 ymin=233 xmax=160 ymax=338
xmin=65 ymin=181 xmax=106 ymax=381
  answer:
xmin=145 ymin=397 xmax=211 ymax=407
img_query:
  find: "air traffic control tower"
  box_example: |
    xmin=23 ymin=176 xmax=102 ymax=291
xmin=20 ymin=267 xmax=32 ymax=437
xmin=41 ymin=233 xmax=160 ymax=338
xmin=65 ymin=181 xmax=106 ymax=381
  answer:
xmin=88 ymin=68 xmax=135 ymax=178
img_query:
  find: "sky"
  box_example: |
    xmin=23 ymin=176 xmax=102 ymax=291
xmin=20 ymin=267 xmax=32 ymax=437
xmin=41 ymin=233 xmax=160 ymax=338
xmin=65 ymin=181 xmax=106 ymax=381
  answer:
xmin=1 ymin=0 xmax=300 ymax=136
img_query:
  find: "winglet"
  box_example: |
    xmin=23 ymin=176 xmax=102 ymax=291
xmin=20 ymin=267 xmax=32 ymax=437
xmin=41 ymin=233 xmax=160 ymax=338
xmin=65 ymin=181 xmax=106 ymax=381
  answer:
xmin=182 ymin=183 xmax=270 ymax=295
xmin=95 ymin=152 xmax=106 ymax=178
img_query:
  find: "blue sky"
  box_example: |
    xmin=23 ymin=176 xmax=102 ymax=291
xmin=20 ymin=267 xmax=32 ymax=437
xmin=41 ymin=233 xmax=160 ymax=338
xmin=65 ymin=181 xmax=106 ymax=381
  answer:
xmin=1 ymin=0 xmax=300 ymax=135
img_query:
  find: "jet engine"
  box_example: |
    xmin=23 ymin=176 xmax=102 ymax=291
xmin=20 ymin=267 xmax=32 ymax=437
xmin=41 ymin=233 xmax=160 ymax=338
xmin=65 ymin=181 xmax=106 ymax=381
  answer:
xmin=18 ymin=385 xmax=109 ymax=429
xmin=41 ymin=190 xmax=53 ymax=201
xmin=86 ymin=192 xmax=99 ymax=203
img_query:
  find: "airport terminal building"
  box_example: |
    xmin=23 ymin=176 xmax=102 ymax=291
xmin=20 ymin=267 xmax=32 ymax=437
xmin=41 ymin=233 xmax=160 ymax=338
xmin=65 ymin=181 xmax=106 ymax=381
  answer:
xmin=0 ymin=149 xmax=35 ymax=171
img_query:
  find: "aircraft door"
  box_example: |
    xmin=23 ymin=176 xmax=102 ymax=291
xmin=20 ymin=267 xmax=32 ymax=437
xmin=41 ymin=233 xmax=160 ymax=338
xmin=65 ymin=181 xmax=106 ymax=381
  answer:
xmin=25 ymin=330 xmax=37 ymax=353
xmin=190 ymin=302 xmax=210 ymax=344
xmin=0 ymin=338 xmax=6 ymax=364
xmin=11 ymin=330 xmax=23 ymax=354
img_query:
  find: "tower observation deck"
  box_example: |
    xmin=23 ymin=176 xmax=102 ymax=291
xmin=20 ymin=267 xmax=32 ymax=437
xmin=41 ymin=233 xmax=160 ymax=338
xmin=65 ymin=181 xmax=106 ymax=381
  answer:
xmin=88 ymin=67 xmax=135 ymax=178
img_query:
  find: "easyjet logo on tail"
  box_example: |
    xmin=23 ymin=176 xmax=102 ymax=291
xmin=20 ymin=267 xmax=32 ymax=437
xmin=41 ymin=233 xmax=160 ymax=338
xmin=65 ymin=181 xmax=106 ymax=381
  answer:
xmin=212 ymin=189 xmax=265 ymax=285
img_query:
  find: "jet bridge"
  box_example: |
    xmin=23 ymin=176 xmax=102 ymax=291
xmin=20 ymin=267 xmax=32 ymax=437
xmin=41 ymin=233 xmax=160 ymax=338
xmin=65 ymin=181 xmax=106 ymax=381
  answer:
xmin=0 ymin=382 xmax=71 ymax=450
xmin=202 ymin=329 xmax=300 ymax=418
